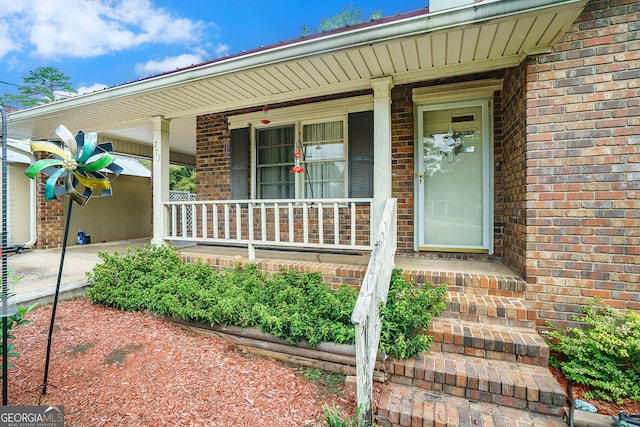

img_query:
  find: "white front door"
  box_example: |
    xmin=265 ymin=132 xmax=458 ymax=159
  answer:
xmin=416 ymin=99 xmax=492 ymax=252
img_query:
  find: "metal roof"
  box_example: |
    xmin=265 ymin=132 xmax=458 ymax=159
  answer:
xmin=6 ymin=0 xmax=588 ymax=159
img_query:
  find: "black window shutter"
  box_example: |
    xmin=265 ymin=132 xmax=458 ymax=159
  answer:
xmin=348 ymin=111 xmax=374 ymax=198
xmin=230 ymin=127 xmax=249 ymax=200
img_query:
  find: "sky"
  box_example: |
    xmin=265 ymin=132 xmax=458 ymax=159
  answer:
xmin=0 ymin=0 xmax=428 ymax=98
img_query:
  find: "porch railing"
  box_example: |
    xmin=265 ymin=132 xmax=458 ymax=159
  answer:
xmin=163 ymin=198 xmax=374 ymax=258
xmin=351 ymin=198 xmax=397 ymax=426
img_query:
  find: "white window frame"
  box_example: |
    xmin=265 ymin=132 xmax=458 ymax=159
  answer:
xmin=255 ymin=124 xmax=296 ymax=199
xmin=298 ymin=116 xmax=348 ymax=199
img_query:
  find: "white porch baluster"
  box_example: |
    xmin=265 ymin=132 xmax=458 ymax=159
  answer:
xmin=318 ymin=202 xmax=324 ymax=245
xmin=288 ymin=202 xmax=294 ymax=243
xmin=274 ymin=203 xmax=280 ymax=243
xmin=163 ymin=198 xmax=374 ymax=252
xmin=180 ymin=204 xmax=187 ymax=238
xmin=201 ymin=204 xmax=207 ymax=239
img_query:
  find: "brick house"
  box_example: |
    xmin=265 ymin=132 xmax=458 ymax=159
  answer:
xmin=8 ymin=0 xmax=638 ymax=422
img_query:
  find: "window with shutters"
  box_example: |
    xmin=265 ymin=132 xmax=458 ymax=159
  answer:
xmin=230 ymin=110 xmax=373 ymax=200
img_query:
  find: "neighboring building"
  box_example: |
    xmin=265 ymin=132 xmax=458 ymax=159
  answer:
xmin=1 ymin=140 xmax=152 ymax=248
xmin=6 ymin=0 xmax=638 ymax=331
xmin=2 ymin=140 xmax=33 ymax=248
xmin=67 ymin=156 xmax=152 ymax=245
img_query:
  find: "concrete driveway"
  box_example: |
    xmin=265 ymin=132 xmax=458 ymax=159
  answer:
xmin=6 ymin=238 xmax=149 ymax=307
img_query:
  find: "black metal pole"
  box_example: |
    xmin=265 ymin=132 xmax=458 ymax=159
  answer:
xmin=1 ymin=105 xmax=8 ymax=405
xmin=40 ymin=198 xmax=73 ymax=397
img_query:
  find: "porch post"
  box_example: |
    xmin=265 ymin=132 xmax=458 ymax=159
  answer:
xmin=151 ymin=116 xmax=170 ymax=246
xmin=371 ymin=76 xmax=394 ymax=235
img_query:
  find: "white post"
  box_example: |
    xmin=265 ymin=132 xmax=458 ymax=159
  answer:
xmin=371 ymin=77 xmax=394 ymax=237
xmin=151 ymin=116 xmax=170 ymax=245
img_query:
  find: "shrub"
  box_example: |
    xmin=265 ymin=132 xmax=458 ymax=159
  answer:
xmin=1 ymin=303 xmax=37 ymax=379
xmin=380 ymin=270 xmax=447 ymax=359
xmin=87 ymin=245 xmax=446 ymax=359
xmin=544 ymin=298 xmax=640 ymax=403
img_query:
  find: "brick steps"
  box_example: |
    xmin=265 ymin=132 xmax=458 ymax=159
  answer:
xmin=376 ymin=289 xmax=567 ymax=426
xmin=428 ymin=318 xmax=550 ymax=367
xmin=401 ymin=269 xmax=527 ymax=298
xmin=386 ymin=352 xmax=566 ymax=415
xmin=441 ymin=293 xmax=536 ymax=328
xmin=376 ymin=384 xmax=568 ymax=427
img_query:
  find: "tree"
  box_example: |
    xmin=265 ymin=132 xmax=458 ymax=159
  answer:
xmin=1 ymin=67 xmax=76 ymax=108
xmin=170 ymin=166 xmax=196 ymax=193
xmin=137 ymin=161 xmax=196 ymax=193
xmin=301 ymin=5 xmax=383 ymax=36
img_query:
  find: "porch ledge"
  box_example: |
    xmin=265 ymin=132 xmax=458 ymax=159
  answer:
xmin=178 ymin=245 xmax=526 ymax=295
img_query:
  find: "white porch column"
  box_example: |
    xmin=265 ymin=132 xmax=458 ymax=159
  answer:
xmin=371 ymin=76 xmax=394 ymax=235
xmin=151 ymin=116 xmax=170 ymax=245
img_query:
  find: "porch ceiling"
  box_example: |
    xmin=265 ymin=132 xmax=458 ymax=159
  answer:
xmin=7 ymin=0 xmax=587 ymax=157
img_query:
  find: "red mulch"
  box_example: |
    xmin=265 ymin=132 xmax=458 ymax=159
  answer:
xmin=551 ymin=366 xmax=640 ymax=417
xmin=7 ymin=299 xmax=357 ymax=426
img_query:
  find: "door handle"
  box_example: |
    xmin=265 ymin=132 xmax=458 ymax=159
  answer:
xmin=419 ymin=171 xmax=424 ymax=184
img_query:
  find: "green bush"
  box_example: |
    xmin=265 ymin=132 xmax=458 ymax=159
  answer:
xmin=381 ymin=271 xmax=447 ymax=359
xmin=1 ymin=303 xmax=37 ymax=379
xmin=86 ymin=245 xmax=446 ymax=359
xmin=545 ymin=298 xmax=640 ymax=403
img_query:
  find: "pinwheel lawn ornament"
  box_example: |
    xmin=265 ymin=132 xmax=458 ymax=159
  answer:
xmin=24 ymin=125 xmax=122 ymax=398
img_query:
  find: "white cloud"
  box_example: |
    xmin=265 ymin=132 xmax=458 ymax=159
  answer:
xmin=0 ymin=1 xmax=29 ymax=57
xmin=0 ymin=0 xmax=206 ymax=59
xmin=0 ymin=29 xmax=16 ymax=59
xmin=214 ymin=44 xmax=231 ymax=58
xmin=134 ymin=45 xmax=229 ymax=76
xmin=135 ymin=53 xmax=205 ymax=76
xmin=75 ymin=83 xmax=110 ymax=95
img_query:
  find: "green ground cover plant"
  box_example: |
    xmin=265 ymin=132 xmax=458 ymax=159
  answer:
xmin=0 ymin=303 xmax=36 ymax=379
xmin=320 ymin=402 xmax=362 ymax=427
xmin=86 ymin=245 xmax=446 ymax=359
xmin=545 ymin=298 xmax=640 ymax=403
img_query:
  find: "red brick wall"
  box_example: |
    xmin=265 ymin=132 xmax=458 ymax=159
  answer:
xmin=493 ymin=91 xmax=505 ymax=262
xmin=35 ymin=178 xmax=65 ymax=249
xmin=196 ymin=112 xmax=231 ymax=201
xmin=525 ymin=0 xmax=640 ymax=328
xmin=390 ymin=85 xmax=416 ymax=255
xmin=501 ymin=62 xmax=529 ymax=277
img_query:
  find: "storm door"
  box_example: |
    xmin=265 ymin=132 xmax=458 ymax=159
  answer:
xmin=416 ymin=100 xmax=492 ymax=252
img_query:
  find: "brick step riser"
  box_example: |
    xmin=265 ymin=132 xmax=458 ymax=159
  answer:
xmin=385 ymin=358 xmax=566 ymax=417
xmin=445 ymin=286 xmax=526 ymax=298
xmin=387 ymin=376 xmax=565 ymax=417
xmin=439 ymin=311 xmax=537 ymax=329
xmin=403 ymin=272 xmax=527 ymax=296
xmin=428 ymin=319 xmax=551 ymax=367
xmin=429 ymin=342 xmax=549 ymax=367
xmin=376 ymin=387 xmax=568 ymax=427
